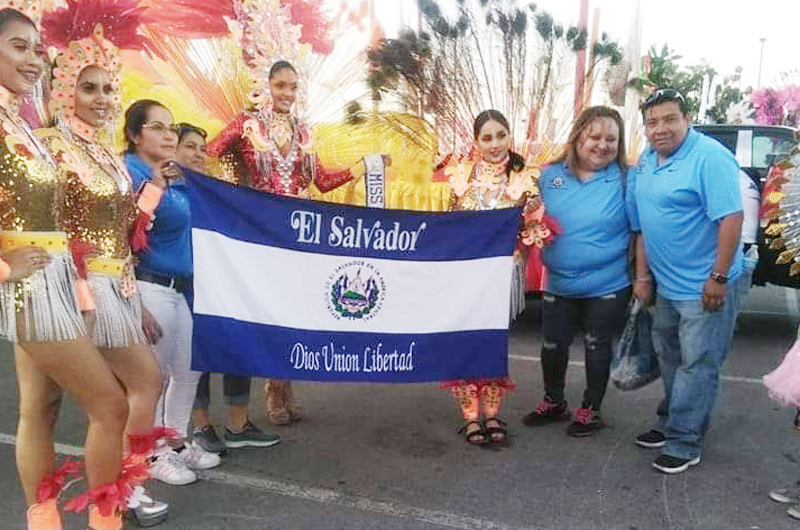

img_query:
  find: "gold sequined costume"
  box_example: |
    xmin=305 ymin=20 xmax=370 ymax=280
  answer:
xmin=0 ymin=87 xmax=85 ymax=343
xmin=442 ymin=157 xmax=547 ymax=420
xmin=40 ymin=121 xmax=147 ymax=348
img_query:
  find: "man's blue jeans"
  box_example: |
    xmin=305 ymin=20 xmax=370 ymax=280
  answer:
xmin=651 ymin=275 xmax=745 ymax=460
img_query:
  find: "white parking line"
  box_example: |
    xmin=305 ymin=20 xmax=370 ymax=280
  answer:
xmin=509 ymin=355 xmax=762 ymax=385
xmin=0 ymin=433 xmax=537 ymax=530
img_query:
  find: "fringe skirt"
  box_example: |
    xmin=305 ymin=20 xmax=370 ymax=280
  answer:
xmin=0 ymin=250 xmax=86 ymax=343
xmin=87 ymin=269 xmax=147 ymax=349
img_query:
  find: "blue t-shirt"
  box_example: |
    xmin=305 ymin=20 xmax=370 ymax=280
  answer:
xmin=125 ymin=154 xmax=193 ymax=278
xmin=626 ymin=128 xmax=743 ymax=300
xmin=540 ymin=161 xmax=631 ymax=298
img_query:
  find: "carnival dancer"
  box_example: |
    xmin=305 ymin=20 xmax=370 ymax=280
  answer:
xmin=0 ymin=4 xmax=142 ymax=530
xmin=38 ymin=2 xmax=180 ymax=525
xmin=207 ymin=59 xmax=373 ymax=426
xmin=122 ymin=99 xmax=224 ymax=484
xmin=440 ymin=109 xmax=552 ymax=446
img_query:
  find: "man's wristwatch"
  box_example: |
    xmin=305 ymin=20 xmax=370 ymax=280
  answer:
xmin=710 ymin=272 xmax=728 ymax=284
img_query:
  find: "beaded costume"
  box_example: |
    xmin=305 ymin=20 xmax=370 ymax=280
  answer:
xmin=40 ymin=8 xmax=161 ymax=348
xmin=442 ymin=156 xmax=552 ymax=421
xmin=208 ymin=110 xmax=355 ymax=196
xmin=0 ymin=85 xmax=86 ymax=343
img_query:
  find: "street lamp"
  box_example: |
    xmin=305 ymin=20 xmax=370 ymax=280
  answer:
xmin=757 ymin=37 xmax=766 ymax=87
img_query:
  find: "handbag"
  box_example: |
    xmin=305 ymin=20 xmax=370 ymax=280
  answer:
xmin=610 ymin=298 xmax=660 ymax=391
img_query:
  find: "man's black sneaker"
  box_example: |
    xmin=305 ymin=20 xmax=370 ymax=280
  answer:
xmin=566 ymin=407 xmax=605 ymax=437
xmin=193 ymin=425 xmax=227 ymax=455
xmin=522 ymin=399 xmax=570 ymax=426
xmin=652 ymin=454 xmax=700 ymax=474
xmin=635 ymin=429 xmax=665 ymax=448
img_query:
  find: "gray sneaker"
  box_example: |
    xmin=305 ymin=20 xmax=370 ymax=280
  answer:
xmin=771 ymin=486 xmax=800 ymax=504
xmin=224 ymin=421 xmax=281 ymax=448
xmin=193 ymin=425 xmax=227 ymax=455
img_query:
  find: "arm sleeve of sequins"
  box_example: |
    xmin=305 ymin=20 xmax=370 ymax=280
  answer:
xmin=206 ymin=114 xmax=247 ymax=157
xmin=312 ymin=155 xmax=355 ymax=193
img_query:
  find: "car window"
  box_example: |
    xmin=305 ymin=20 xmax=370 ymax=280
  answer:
xmin=752 ymin=133 xmax=794 ymax=169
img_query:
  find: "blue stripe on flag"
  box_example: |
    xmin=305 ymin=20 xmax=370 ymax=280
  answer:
xmin=185 ymin=170 xmax=520 ymax=262
xmin=191 ymin=315 xmax=508 ymax=383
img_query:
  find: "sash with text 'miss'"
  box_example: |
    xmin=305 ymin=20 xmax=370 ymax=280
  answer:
xmin=186 ymin=171 xmax=520 ymax=383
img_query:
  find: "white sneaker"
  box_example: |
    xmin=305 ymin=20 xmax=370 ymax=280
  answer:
xmin=149 ymin=449 xmax=197 ymax=485
xmin=179 ymin=441 xmax=222 ymax=470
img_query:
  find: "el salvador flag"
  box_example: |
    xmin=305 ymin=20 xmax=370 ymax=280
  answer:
xmin=185 ymin=170 xmax=521 ymax=383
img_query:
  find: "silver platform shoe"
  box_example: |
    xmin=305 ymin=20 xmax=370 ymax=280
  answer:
xmin=124 ymin=486 xmax=169 ymax=527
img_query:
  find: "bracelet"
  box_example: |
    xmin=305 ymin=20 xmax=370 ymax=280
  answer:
xmin=634 ymin=276 xmax=652 ymax=283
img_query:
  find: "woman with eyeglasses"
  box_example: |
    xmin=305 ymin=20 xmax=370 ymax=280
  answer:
xmin=123 ymin=100 xmax=222 ymax=487
xmin=173 ymin=122 xmax=280 ymax=454
xmin=522 ymin=106 xmax=631 ymax=438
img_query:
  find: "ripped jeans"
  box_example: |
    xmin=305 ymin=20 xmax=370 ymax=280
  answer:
xmin=540 ymin=286 xmax=631 ymax=410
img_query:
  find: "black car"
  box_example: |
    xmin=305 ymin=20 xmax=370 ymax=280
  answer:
xmin=696 ymin=124 xmax=799 ymax=288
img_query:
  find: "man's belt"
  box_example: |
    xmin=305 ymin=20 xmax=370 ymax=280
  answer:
xmin=136 ymin=269 xmax=192 ymax=293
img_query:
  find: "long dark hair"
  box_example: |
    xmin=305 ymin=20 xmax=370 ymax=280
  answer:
xmin=0 ymin=8 xmax=36 ymax=34
xmin=557 ymin=106 xmax=627 ymax=174
xmin=123 ymin=99 xmax=167 ymax=154
xmin=473 ymin=109 xmax=524 ymax=175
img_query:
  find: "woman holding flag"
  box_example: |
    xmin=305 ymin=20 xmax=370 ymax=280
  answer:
xmin=441 ymin=109 xmax=552 ymax=446
xmin=207 ymin=58 xmax=377 ymax=426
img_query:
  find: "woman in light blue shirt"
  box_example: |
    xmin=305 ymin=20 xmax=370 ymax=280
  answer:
xmin=522 ymin=106 xmax=632 ymax=437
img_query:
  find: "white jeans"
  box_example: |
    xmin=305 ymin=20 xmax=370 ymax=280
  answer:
xmin=138 ymin=280 xmax=200 ymax=438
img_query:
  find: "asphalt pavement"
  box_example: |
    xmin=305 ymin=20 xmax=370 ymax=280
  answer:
xmin=2 ymin=284 xmax=800 ymax=529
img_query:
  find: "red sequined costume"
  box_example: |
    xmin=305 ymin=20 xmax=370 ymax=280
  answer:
xmin=208 ymin=108 xmax=357 ymax=425
xmin=207 ymin=110 xmax=354 ymax=195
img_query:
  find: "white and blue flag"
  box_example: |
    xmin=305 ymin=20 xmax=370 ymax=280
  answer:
xmin=186 ymin=171 xmax=520 ymax=383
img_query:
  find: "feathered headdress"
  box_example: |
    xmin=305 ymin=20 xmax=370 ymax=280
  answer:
xmin=233 ymin=0 xmax=334 ymax=114
xmin=40 ymin=0 xmax=151 ymax=124
xmin=0 ymin=0 xmax=42 ymax=27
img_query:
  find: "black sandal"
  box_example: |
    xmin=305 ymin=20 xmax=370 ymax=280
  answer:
xmin=458 ymin=420 xmax=488 ymax=445
xmin=483 ymin=417 xmax=508 ymax=444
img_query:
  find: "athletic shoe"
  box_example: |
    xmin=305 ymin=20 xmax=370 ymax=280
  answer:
xmin=224 ymin=421 xmax=281 ymax=448
xmin=125 ymin=486 xmax=169 ymax=527
xmin=788 ymin=505 xmax=800 ymax=520
xmin=522 ymin=398 xmax=570 ymax=426
xmin=566 ymin=407 xmax=605 ymax=437
xmin=149 ymin=449 xmax=197 ymax=485
xmin=193 ymin=425 xmax=227 ymax=455
xmin=652 ymin=454 xmax=701 ymax=474
xmin=635 ymin=429 xmax=666 ymax=448
xmin=770 ymin=486 xmax=800 ymax=504
xmin=178 ymin=441 xmax=222 ymax=470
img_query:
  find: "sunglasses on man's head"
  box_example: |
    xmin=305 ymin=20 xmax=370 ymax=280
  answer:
xmin=641 ymin=89 xmax=686 ymax=112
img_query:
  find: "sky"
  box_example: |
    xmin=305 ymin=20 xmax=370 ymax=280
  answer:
xmin=373 ymin=0 xmax=799 ymax=91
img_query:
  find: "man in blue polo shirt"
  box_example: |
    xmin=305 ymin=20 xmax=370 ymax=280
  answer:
xmin=626 ymin=89 xmax=745 ymax=474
